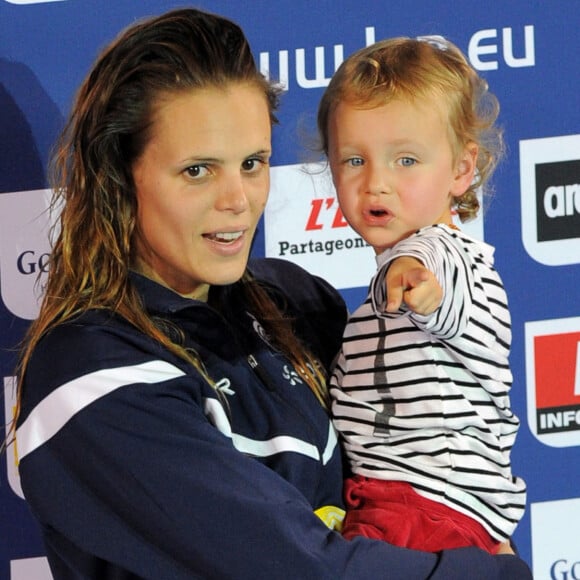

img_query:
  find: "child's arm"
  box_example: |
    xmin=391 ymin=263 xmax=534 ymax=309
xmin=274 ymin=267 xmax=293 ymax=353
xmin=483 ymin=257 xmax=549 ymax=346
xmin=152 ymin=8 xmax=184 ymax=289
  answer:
xmin=385 ymin=256 xmax=442 ymax=315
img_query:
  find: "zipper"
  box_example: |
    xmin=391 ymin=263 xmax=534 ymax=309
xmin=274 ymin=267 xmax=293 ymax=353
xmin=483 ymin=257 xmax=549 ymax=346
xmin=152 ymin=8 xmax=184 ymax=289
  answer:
xmin=247 ymin=354 xmax=277 ymax=391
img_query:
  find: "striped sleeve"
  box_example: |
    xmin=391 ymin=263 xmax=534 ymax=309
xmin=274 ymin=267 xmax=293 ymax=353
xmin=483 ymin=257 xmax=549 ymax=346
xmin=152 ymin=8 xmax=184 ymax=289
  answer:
xmin=330 ymin=225 xmax=526 ymax=541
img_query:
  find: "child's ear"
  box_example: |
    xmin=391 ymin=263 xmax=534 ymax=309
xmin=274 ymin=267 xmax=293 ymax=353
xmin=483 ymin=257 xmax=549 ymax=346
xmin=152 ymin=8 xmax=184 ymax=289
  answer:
xmin=451 ymin=143 xmax=478 ymax=197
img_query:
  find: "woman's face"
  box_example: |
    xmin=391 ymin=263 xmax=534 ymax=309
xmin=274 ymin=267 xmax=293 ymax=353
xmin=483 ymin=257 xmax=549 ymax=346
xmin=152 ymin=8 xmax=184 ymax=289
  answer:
xmin=132 ymin=83 xmax=271 ymax=300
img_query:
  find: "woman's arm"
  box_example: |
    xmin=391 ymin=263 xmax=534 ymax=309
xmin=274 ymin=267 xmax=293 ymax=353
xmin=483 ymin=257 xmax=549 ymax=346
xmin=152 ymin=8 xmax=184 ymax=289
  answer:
xmin=17 ymin=317 xmax=531 ymax=579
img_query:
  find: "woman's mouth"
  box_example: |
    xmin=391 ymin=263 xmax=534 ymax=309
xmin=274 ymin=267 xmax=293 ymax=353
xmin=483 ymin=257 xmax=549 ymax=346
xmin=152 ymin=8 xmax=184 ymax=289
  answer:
xmin=203 ymin=231 xmax=244 ymax=244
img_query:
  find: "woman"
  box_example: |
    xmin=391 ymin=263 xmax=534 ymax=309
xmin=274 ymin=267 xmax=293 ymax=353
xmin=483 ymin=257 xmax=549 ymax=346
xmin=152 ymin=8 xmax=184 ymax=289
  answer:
xmin=14 ymin=8 xmax=531 ymax=579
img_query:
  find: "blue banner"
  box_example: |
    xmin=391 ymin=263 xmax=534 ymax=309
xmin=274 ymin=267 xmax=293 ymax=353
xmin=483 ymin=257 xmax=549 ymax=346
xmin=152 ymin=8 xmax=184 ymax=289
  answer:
xmin=1 ymin=1 xmax=579 ymax=578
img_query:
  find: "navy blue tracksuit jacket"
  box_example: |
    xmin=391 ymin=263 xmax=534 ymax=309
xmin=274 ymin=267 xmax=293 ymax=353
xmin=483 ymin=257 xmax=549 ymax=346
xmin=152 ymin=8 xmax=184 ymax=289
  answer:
xmin=17 ymin=258 xmax=531 ymax=579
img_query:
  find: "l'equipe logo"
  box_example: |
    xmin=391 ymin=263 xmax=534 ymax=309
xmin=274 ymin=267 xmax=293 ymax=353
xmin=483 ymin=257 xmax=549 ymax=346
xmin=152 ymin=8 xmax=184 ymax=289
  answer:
xmin=265 ymin=163 xmax=483 ymax=292
xmin=265 ymin=163 xmax=375 ymax=291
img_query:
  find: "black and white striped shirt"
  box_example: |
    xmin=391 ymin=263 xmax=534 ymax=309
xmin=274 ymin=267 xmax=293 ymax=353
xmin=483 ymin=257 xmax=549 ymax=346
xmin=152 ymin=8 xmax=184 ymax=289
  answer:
xmin=330 ymin=224 xmax=526 ymax=541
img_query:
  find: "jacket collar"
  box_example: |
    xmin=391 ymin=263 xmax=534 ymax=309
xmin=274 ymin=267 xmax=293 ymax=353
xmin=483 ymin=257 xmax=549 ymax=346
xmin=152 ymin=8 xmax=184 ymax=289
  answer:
xmin=129 ymin=271 xmax=212 ymax=315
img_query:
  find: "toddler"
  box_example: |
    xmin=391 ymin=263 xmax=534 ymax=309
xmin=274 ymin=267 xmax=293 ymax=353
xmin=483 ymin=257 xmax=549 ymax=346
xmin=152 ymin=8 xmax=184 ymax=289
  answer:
xmin=318 ymin=35 xmax=526 ymax=553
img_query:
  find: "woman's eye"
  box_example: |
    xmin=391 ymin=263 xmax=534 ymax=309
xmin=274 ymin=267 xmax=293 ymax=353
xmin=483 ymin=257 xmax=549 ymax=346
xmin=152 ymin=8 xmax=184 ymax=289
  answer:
xmin=242 ymin=157 xmax=267 ymax=173
xmin=242 ymin=158 xmax=257 ymax=172
xmin=185 ymin=165 xmax=209 ymax=179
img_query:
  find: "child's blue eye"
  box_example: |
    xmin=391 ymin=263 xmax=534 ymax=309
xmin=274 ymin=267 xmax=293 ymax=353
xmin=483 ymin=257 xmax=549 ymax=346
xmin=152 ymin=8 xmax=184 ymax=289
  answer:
xmin=347 ymin=157 xmax=364 ymax=167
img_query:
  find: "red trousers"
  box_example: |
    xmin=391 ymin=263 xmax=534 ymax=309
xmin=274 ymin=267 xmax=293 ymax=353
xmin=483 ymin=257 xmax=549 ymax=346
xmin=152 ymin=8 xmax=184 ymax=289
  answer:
xmin=342 ymin=475 xmax=499 ymax=553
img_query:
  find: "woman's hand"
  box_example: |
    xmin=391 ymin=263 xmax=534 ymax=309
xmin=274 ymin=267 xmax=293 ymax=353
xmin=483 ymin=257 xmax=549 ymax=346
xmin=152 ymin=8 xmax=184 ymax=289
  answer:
xmin=495 ymin=540 xmax=516 ymax=555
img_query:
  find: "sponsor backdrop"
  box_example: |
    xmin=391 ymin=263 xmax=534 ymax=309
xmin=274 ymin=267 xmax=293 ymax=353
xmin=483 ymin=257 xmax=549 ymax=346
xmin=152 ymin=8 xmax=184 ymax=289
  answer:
xmin=0 ymin=1 xmax=578 ymax=578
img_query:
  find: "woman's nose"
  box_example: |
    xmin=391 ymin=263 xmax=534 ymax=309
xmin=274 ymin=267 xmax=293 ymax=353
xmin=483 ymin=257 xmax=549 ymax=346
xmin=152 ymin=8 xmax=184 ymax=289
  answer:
xmin=216 ymin=175 xmax=249 ymax=213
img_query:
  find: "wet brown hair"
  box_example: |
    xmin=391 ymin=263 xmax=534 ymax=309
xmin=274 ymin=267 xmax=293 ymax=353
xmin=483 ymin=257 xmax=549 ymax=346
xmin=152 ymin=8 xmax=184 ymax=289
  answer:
xmin=10 ymin=8 xmax=328 ymax=445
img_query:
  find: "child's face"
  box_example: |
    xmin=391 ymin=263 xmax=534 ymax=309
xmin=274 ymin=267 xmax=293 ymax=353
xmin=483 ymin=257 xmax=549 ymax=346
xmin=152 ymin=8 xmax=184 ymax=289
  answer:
xmin=327 ymin=96 xmax=476 ymax=255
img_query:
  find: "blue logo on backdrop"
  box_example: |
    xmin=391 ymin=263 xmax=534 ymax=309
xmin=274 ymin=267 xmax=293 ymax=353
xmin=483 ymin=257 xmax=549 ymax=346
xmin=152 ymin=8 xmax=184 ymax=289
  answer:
xmin=551 ymin=559 xmax=580 ymax=580
xmin=259 ymin=25 xmax=535 ymax=90
xmin=468 ymin=25 xmax=535 ymax=70
xmin=16 ymin=250 xmax=50 ymax=275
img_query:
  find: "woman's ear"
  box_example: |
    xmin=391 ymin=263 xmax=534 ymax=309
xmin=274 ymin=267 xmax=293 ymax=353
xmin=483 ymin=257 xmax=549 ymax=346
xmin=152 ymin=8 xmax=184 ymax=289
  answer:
xmin=451 ymin=142 xmax=478 ymax=197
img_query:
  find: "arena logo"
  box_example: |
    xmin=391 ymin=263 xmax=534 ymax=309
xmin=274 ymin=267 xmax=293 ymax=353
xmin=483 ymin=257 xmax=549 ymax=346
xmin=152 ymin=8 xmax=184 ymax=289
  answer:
xmin=259 ymin=25 xmax=535 ymax=90
xmin=520 ymin=134 xmax=580 ymax=265
xmin=525 ymin=317 xmax=580 ymax=447
xmin=264 ymin=163 xmax=482 ymax=292
xmin=531 ymin=498 xmax=580 ymax=579
xmin=0 ymin=190 xmax=54 ymax=321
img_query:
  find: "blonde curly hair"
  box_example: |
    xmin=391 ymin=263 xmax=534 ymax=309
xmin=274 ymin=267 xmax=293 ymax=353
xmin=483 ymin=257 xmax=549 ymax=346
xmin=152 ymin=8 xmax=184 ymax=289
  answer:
xmin=318 ymin=36 xmax=504 ymax=222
